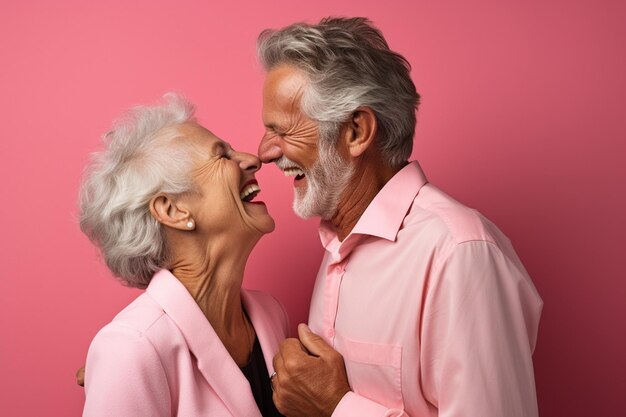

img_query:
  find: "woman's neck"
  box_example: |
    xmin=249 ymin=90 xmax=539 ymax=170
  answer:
xmin=169 ymin=233 xmax=258 ymax=365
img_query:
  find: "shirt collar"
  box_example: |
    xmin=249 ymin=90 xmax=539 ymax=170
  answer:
xmin=319 ymin=161 xmax=428 ymax=248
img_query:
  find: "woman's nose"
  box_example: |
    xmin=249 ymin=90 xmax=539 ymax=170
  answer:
xmin=236 ymin=152 xmax=261 ymax=173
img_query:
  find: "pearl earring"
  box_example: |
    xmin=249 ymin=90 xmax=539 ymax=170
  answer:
xmin=186 ymin=220 xmax=194 ymax=229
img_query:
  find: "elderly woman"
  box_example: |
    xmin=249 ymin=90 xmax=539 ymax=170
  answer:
xmin=80 ymin=93 xmax=286 ymax=416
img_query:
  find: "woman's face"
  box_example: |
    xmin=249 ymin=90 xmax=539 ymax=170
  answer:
xmin=178 ymin=123 xmax=275 ymax=238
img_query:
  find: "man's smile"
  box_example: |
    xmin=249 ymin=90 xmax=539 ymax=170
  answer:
xmin=281 ymin=166 xmax=306 ymax=186
xmin=282 ymin=167 xmax=305 ymax=178
xmin=274 ymin=157 xmax=308 ymax=186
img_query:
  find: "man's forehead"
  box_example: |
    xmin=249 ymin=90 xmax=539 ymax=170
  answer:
xmin=263 ymin=64 xmax=307 ymax=103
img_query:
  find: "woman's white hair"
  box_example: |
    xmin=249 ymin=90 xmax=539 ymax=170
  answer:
xmin=79 ymin=93 xmax=196 ymax=288
xmin=257 ymin=17 xmax=421 ymax=168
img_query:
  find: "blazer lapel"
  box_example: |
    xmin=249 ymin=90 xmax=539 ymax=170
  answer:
xmin=146 ymin=270 xmax=261 ymax=417
xmin=241 ymin=290 xmax=282 ymax=377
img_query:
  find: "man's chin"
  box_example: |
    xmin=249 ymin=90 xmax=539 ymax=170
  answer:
xmin=292 ymin=200 xmax=316 ymax=219
xmin=292 ymin=175 xmax=340 ymax=220
xmin=292 ymin=196 xmax=336 ymax=220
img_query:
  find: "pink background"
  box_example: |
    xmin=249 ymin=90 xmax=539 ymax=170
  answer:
xmin=1 ymin=1 xmax=625 ymax=416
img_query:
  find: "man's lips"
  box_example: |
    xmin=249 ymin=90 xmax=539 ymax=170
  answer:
xmin=240 ymin=179 xmax=261 ymax=202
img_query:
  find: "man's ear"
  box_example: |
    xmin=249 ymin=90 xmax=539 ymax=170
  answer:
xmin=149 ymin=194 xmax=193 ymax=231
xmin=340 ymin=107 xmax=377 ymax=158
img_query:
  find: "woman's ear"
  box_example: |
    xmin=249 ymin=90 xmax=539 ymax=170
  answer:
xmin=149 ymin=194 xmax=194 ymax=231
xmin=340 ymin=107 xmax=378 ymax=158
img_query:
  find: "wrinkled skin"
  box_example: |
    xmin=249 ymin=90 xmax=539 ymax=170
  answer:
xmin=272 ymin=324 xmax=351 ymax=417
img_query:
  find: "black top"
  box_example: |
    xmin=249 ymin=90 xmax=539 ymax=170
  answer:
xmin=240 ymin=336 xmax=284 ymax=417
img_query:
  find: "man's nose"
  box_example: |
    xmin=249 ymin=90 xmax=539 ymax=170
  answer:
xmin=258 ymin=134 xmax=283 ymax=163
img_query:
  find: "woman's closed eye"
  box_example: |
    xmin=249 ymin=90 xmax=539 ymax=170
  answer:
xmin=213 ymin=142 xmax=233 ymax=160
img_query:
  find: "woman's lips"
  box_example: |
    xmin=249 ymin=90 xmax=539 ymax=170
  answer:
xmin=240 ymin=179 xmax=261 ymax=202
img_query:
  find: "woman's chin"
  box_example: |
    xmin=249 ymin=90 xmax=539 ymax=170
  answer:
xmin=242 ymin=201 xmax=275 ymax=234
xmin=264 ymin=218 xmax=276 ymax=234
xmin=254 ymin=216 xmax=276 ymax=235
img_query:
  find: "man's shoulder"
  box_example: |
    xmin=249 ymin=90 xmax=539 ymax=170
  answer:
xmin=405 ymin=183 xmax=500 ymax=246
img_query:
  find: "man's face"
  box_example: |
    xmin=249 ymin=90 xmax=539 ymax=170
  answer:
xmin=259 ymin=64 xmax=353 ymax=219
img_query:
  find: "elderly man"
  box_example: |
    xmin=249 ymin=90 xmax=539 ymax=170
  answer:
xmin=258 ymin=17 xmax=543 ymax=417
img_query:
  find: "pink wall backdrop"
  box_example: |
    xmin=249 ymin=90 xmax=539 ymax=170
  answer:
xmin=1 ymin=1 xmax=624 ymax=415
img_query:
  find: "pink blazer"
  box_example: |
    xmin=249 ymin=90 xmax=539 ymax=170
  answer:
xmin=83 ymin=269 xmax=289 ymax=416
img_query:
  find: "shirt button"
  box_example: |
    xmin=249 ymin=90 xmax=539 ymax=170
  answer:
xmin=334 ymin=264 xmax=345 ymax=273
xmin=327 ymin=329 xmax=335 ymax=338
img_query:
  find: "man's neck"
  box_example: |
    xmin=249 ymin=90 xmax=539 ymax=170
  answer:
xmin=330 ymin=157 xmax=401 ymax=241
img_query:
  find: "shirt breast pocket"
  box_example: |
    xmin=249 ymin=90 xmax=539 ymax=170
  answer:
xmin=334 ymin=334 xmax=404 ymax=410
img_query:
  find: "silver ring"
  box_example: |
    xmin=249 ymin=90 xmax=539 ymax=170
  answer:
xmin=270 ymin=371 xmax=277 ymax=391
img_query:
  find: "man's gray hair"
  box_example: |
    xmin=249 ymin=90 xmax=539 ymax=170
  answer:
xmin=79 ymin=93 xmax=196 ymax=288
xmin=257 ymin=17 xmax=420 ymax=168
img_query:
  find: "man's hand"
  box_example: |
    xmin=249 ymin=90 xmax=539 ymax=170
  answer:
xmin=272 ymin=324 xmax=351 ymax=417
xmin=76 ymin=366 xmax=85 ymax=387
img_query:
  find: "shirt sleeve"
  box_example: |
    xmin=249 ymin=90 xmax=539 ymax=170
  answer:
xmin=420 ymin=240 xmax=542 ymax=417
xmin=83 ymin=324 xmax=171 ymax=417
xmin=332 ymin=392 xmax=409 ymax=417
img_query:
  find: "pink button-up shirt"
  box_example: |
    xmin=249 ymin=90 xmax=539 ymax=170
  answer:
xmin=308 ymin=162 xmax=543 ymax=417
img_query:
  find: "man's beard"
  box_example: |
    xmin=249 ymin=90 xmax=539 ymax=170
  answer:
xmin=275 ymin=140 xmax=354 ymax=220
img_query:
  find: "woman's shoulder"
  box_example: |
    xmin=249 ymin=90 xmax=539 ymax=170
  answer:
xmin=88 ymin=293 xmax=176 ymax=355
xmin=83 ymin=294 xmax=172 ymax=414
xmin=107 ymin=292 xmax=167 ymax=333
